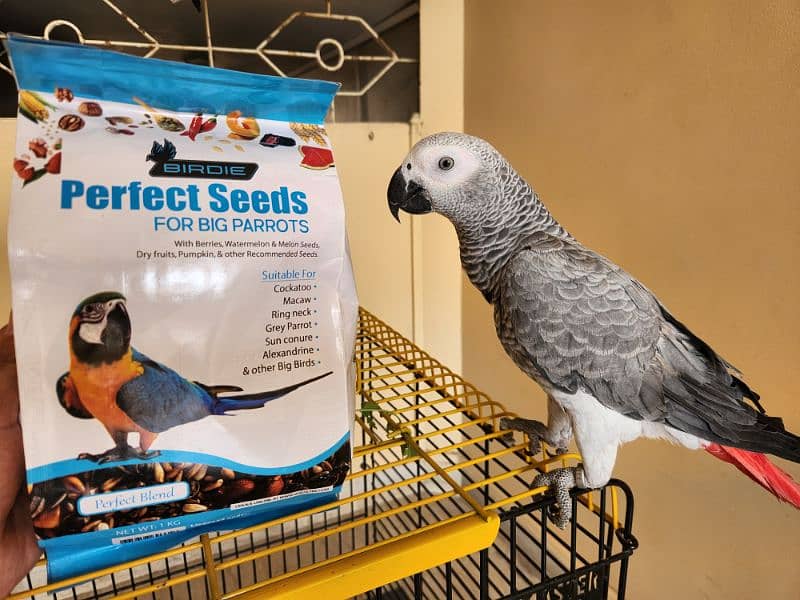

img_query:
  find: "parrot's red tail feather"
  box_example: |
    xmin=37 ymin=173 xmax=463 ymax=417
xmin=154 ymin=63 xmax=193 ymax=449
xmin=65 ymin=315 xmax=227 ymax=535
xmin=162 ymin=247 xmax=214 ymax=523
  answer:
xmin=704 ymin=443 xmax=800 ymax=509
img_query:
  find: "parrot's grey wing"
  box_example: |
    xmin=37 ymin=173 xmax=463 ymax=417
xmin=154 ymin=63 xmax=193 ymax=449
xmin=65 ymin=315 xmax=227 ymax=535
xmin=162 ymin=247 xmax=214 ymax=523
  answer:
xmin=498 ymin=233 xmax=800 ymax=461
xmin=497 ymin=232 xmax=663 ymax=418
xmin=644 ymin=299 xmax=800 ymax=460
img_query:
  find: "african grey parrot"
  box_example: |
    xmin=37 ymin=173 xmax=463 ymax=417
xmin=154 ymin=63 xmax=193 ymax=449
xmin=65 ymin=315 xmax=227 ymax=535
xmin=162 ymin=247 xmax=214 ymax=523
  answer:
xmin=387 ymin=132 xmax=800 ymax=527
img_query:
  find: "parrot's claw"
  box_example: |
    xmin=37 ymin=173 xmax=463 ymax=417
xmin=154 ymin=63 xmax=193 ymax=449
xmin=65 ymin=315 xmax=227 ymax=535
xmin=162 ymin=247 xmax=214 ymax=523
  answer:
xmin=544 ymin=445 xmax=570 ymax=459
xmin=78 ymin=446 xmax=160 ymax=464
xmin=533 ymin=467 xmax=583 ymax=529
xmin=499 ymin=416 xmax=560 ymax=456
xmin=78 ymin=447 xmax=132 ymax=464
xmin=137 ymin=449 xmax=161 ymax=460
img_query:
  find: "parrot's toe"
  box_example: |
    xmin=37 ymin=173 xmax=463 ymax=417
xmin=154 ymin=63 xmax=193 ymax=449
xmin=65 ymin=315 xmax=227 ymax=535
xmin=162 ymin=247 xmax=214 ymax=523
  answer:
xmin=497 ymin=418 xmax=516 ymax=444
xmin=533 ymin=467 xmax=579 ymax=529
xmin=544 ymin=445 xmax=570 ymax=459
xmin=499 ymin=416 xmax=550 ymax=455
xmin=78 ymin=444 xmax=139 ymax=464
xmin=136 ymin=449 xmax=161 ymax=460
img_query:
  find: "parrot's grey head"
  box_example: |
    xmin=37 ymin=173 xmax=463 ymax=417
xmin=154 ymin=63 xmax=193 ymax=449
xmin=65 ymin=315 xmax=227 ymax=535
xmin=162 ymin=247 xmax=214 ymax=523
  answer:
xmin=387 ymin=132 xmax=529 ymax=231
xmin=388 ymin=132 xmax=563 ymax=298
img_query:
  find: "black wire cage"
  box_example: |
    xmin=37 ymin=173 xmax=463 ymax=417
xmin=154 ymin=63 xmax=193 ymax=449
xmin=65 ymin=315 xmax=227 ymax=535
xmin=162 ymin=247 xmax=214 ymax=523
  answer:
xmin=355 ymin=308 xmax=639 ymax=600
xmin=364 ymin=481 xmax=637 ymax=600
xmin=12 ymin=309 xmax=637 ymax=600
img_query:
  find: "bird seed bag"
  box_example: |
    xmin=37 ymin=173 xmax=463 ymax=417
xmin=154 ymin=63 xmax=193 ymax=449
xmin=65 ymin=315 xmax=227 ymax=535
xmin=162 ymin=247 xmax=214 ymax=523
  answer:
xmin=5 ymin=36 xmax=357 ymax=581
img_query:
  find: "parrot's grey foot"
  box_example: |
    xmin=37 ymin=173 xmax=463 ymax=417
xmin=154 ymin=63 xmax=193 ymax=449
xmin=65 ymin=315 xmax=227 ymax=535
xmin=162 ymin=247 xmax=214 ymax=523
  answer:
xmin=533 ymin=466 xmax=587 ymax=529
xmin=78 ymin=445 xmax=158 ymax=464
xmin=79 ymin=446 xmax=135 ymax=464
xmin=499 ymin=417 xmax=568 ymax=456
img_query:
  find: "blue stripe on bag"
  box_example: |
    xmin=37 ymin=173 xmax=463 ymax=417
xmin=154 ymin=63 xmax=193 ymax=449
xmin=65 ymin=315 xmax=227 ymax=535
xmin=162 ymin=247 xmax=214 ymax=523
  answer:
xmin=27 ymin=431 xmax=350 ymax=483
xmin=42 ymin=485 xmax=342 ymax=583
xmin=5 ymin=34 xmax=339 ymax=124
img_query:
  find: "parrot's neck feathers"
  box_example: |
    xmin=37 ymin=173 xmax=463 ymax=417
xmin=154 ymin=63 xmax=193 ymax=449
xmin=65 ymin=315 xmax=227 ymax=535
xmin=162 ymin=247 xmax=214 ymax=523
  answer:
xmin=456 ymin=189 xmax=569 ymax=302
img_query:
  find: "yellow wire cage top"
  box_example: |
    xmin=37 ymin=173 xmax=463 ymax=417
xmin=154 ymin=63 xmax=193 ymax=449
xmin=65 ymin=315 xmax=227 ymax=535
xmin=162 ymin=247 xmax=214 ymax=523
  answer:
xmin=12 ymin=308 xmax=631 ymax=600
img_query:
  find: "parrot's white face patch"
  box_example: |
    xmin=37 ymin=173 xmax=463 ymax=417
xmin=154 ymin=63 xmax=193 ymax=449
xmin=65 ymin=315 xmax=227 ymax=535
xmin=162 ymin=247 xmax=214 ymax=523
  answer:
xmin=78 ymin=319 xmax=106 ymax=345
xmin=77 ymin=299 xmax=124 ymax=345
xmin=409 ymin=144 xmax=482 ymax=191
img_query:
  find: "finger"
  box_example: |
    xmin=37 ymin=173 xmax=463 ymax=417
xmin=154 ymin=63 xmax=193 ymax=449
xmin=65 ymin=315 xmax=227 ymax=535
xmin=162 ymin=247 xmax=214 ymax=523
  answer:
xmin=0 ymin=314 xmax=19 ymax=430
xmin=0 ymin=313 xmax=14 ymax=365
xmin=0 ymin=310 xmax=24 ymax=520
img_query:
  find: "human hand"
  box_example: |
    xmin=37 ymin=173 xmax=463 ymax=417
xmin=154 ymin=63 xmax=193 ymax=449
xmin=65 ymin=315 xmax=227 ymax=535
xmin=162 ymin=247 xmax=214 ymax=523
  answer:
xmin=0 ymin=316 xmax=40 ymax=596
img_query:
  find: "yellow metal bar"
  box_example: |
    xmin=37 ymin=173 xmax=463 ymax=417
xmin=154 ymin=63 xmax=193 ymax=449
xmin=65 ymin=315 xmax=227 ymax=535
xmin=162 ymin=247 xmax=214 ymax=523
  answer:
xmin=101 ymin=571 xmax=207 ymax=600
xmin=402 ymin=413 xmax=514 ymax=442
xmin=353 ymin=413 xmax=382 ymax=445
xmin=7 ymin=541 xmax=203 ymax=599
xmin=220 ymin=512 xmax=479 ymax=597
xmin=228 ymin=513 xmax=500 ymax=600
xmin=400 ymin=431 xmax=491 ymax=521
xmin=486 ymin=486 xmax=550 ymax=510
xmin=215 ymin=487 xmax=461 ymax=570
xmin=201 ymin=533 xmax=222 ymax=599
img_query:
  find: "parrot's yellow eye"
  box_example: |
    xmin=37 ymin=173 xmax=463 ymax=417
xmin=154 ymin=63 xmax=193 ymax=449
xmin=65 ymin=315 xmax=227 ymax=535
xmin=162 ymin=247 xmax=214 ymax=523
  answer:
xmin=438 ymin=156 xmax=455 ymax=171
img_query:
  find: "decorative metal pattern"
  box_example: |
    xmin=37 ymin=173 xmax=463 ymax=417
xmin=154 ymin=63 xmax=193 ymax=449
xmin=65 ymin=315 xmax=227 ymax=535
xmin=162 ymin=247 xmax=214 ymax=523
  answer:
xmin=0 ymin=0 xmax=418 ymax=97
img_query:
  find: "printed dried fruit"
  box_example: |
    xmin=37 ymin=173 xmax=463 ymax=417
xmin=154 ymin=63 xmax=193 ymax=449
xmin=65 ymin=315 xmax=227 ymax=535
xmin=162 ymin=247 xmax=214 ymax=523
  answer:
xmin=28 ymin=138 xmax=48 ymax=158
xmin=226 ymin=110 xmax=260 ymax=140
xmin=266 ymin=476 xmax=284 ymax=497
xmin=156 ymin=116 xmax=184 ymax=132
xmin=106 ymin=127 xmax=135 ymax=136
xmin=153 ymin=462 xmax=165 ymax=483
xmin=45 ymin=153 xmax=61 ymax=174
xmin=62 ymin=475 xmax=84 ymax=494
xmin=79 ymin=101 xmax=102 ymax=117
xmin=299 ymin=145 xmax=335 ymax=170
xmin=133 ymin=97 xmax=186 ymax=132
xmin=13 ymin=158 xmax=29 ymax=175
xmin=58 ymin=114 xmax=85 ymax=132
xmin=30 ymin=496 xmax=45 ymax=519
xmin=106 ymin=116 xmax=133 ymax=126
xmin=18 ymin=166 xmax=35 ymax=182
xmin=221 ymin=478 xmax=255 ymax=501
xmin=54 ymin=87 xmax=74 ymax=102
xmin=33 ymin=505 xmax=61 ymax=529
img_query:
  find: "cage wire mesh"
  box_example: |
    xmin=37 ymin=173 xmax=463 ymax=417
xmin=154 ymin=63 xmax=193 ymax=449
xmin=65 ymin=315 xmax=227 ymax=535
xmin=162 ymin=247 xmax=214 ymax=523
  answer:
xmin=11 ymin=308 xmax=637 ymax=600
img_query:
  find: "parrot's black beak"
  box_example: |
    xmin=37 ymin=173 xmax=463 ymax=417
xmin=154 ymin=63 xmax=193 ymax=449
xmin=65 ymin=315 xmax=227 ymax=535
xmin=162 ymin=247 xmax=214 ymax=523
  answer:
xmin=71 ymin=295 xmax=131 ymax=365
xmin=387 ymin=168 xmax=432 ymax=222
xmin=109 ymin=299 xmax=128 ymax=321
